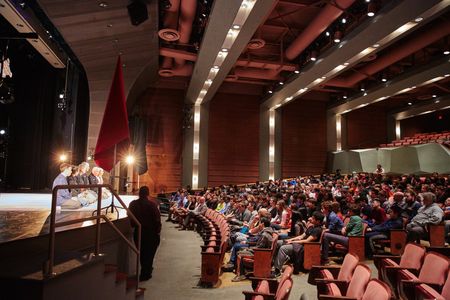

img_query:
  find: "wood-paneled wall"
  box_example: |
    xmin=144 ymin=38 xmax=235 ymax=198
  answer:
xmin=346 ymin=105 xmax=387 ymax=149
xmin=401 ymin=109 xmax=450 ymax=138
xmin=137 ymin=88 xmax=184 ymax=194
xmin=281 ymin=99 xmax=327 ymax=177
xmin=208 ymin=93 xmax=260 ymax=186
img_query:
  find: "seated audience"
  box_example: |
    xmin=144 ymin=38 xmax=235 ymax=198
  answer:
xmin=321 ymin=205 xmax=363 ymax=264
xmin=273 ymin=211 xmax=324 ymax=276
xmin=52 ymin=163 xmax=85 ymax=209
xmin=406 ymin=192 xmax=444 ymax=243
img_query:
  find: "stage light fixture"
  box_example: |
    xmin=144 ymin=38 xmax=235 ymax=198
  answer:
xmin=334 ymin=31 xmax=342 ymax=43
xmin=310 ymin=50 xmax=318 ymax=62
xmin=59 ymin=154 xmax=68 ymax=162
xmin=294 ymin=70 xmax=300 ymax=74
xmin=444 ymin=50 xmax=450 ymax=55
xmin=407 ymin=102 xmax=412 ymax=106
xmin=126 ymin=155 xmax=135 ymax=165
xmin=367 ymin=3 xmax=376 ymax=17
xmin=0 ymin=129 xmax=5 ymax=135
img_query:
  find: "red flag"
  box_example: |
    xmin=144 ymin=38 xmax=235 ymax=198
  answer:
xmin=94 ymin=56 xmax=130 ymax=171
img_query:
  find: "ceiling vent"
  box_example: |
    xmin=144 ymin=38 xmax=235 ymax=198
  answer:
xmin=158 ymin=29 xmax=180 ymax=42
xmin=247 ymin=38 xmax=265 ymax=50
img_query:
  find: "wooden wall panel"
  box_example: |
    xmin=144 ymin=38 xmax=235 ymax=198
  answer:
xmin=346 ymin=105 xmax=387 ymax=149
xmin=401 ymin=109 xmax=450 ymax=138
xmin=208 ymin=93 xmax=260 ymax=187
xmin=281 ymin=99 xmax=327 ymax=177
xmin=137 ymin=88 xmax=184 ymax=194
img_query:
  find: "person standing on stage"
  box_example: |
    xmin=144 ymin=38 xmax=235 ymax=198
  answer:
xmin=128 ymin=186 xmax=161 ymax=281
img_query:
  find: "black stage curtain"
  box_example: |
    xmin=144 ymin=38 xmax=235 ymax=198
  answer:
xmin=129 ymin=115 xmax=148 ymax=175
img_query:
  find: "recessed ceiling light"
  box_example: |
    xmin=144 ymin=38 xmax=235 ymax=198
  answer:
xmin=294 ymin=70 xmax=300 ymax=74
xmin=232 ymin=24 xmax=240 ymax=30
xmin=221 ymin=48 xmax=228 ymax=52
xmin=408 ymin=102 xmax=412 ymax=105
xmin=213 ymin=65 xmax=219 ymax=69
xmin=99 ymin=2 xmax=108 ymax=8
xmin=360 ymin=88 xmax=365 ymax=92
xmin=381 ymin=78 xmax=387 ymax=82
xmin=363 ymin=92 xmax=368 ymax=96
xmin=279 ymin=82 xmax=284 ymax=85
xmin=268 ymin=90 xmax=273 ymax=94
xmin=435 ymin=100 xmax=440 ymax=103
xmin=321 ymin=76 xmax=326 ymax=79
xmin=373 ymin=43 xmax=380 ymax=48
xmin=107 ymin=23 xmax=113 ymax=28
xmin=341 ymin=18 xmax=347 ymax=24
xmin=415 ymin=17 xmax=423 ymax=22
xmin=325 ymin=31 xmax=330 ymax=37
xmin=343 ymin=95 xmax=347 ymax=99
xmin=206 ymin=79 xmax=212 ymax=84
xmin=444 ymin=50 xmax=450 ymax=55
xmin=445 ymin=74 xmax=450 ymax=77
xmin=343 ymin=62 xmax=349 ymax=66
xmin=432 ymin=94 xmax=437 ymax=98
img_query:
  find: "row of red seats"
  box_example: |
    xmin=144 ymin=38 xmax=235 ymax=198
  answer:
xmin=308 ymin=246 xmax=450 ymax=300
xmin=197 ymin=209 xmax=230 ymax=287
xmin=380 ymin=131 xmax=450 ymax=148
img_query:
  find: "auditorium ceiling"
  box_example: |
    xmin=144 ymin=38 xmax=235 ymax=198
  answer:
xmin=1 ymin=0 xmax=449 ymax=115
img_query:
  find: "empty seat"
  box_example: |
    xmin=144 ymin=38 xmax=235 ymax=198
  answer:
xmin=319 ymin=264 xmax=371 ymax=299
xmin=243 ymin=277 xmax=293 ymax=300
xmin=374 ymin=243 xmax=425 ymax=297
xmin=361 ymin=279 xmax=392 ymax=300
xmin=309 ymin=253 xmax=359 ymax=295
xmin=398 ymin=252 xmax=449 ymax=300
xmin=415 ymin=268 xmax=450 ymax=300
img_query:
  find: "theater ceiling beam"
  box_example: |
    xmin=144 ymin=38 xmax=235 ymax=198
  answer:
xmin=261 ymin=0 xmax=449 ymax=110
xmin=391 ymin=95 xmax=450 ymax=121
xmin=185 ymin=0 xmax=278 ymax=105
xmin=328 ymin=56 xmax=450 ymax=115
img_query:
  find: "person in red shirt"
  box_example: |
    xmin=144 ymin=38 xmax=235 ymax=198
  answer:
xmin=371 ymin=198 xmax=387 ymax=225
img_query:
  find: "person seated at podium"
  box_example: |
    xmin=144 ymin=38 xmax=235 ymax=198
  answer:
xmin=52 ymin=163 xmax=86 ymax=209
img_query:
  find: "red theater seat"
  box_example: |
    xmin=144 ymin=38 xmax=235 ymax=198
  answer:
xmin=398 ymin=252 xmax=449 ymax=300
xmin=318 ymin=264 xmax=371 ymax=299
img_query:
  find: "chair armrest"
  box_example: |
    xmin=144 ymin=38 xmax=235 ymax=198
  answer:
xmin=200 ymin=245 xmax=220 ymax=251
xmin=311 ymin=265 xmax=342 ymax=270
xmin=242 ymin=290 xmax=275 ymax=300
xmin=401 ymin=280 xmax=442 ymax=291
xmin=319 ymin=295 xmax=357 ymax=300
xmin=200 ymin=251 xmax=221 ymax=256
xmin=252 ymin=248 xmax=272 ymax=253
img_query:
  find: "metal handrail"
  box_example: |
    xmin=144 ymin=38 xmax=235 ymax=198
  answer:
xmin=46 ymin=184 xmax=141 ymax=289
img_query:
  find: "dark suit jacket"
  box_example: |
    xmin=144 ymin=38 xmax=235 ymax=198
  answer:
xmin=88 ymin=174 xmax=99 ymax=185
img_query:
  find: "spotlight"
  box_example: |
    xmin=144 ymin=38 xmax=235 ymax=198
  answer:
xmin=414 ymin=17 xmax=423 ymax=23
xmin=268 ymin=90 xmax=273 ymax=94
xmin=59 ymin=93 xmax=65 ymax=99
xmin=99 ymin=2 xmax=108 ymax=8
xmin=0 ymin=129 xmax=5 ymax=135
xmin=432 ymin=94 xmax=437 ymax=98
xmin=444 ymin=50 xmax=450 ymax=55
xmin=407 ymin=102 xmax=412 ymax=106
xmin=279 ymin=81 xmax=284 ymax=85
xmin=435 ymin=100 xmax=440 ymax=104
xmin=232 ymin=24 xmax=240 ymax=30
xmin=325 ymin=31 xmax=330 ymax=37
xmin=125 ymin=155 xmax=135 ymax=165
xmin=310 ymin=50 xmax=318 ymax=62
xmin=341 ymin=18 xmax=347 ymax=24
xmin=59 ymin=153 xmax=68 ymax=162
xmin=221 ymin=48 xmax=228 ymax=52
xmin=367 ymin=3 xmax=376 ymax=17
xmin=294 ymin=70 xmax=300 ymax=74
xmin=343 ymin=95 xmax=348 ymax=99
xmin=381 ymin=77 xmax=387 ymax=82
xmin=334 ymin=31 xmax=342 ymax=43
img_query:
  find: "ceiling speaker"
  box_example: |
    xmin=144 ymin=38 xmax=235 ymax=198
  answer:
xmin=127 ymin=0 xmax=148 ymax=26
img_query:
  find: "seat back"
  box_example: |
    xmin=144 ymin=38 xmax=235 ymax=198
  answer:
xmin=276 ymin=265 xmax=293 ymax=295
xmin=275 ymin=277 xmax=293 ymax=300
xmin=441 ymin=269 xmax=450 ymax=300
xmin=361 ymin=279 xmax=392 ymax=300
xmin=346 ymin=264 xmax=371 ymax=299
xmin=418 ymin=252 xmax=449 ymax=286
xmin=337 ymin=253 xmax=359 ymax=282
xmin=399 ymin=243 xmax=426 ymax=270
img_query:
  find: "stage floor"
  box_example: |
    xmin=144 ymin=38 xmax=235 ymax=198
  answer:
xmin=0 ymin=193 xmax=137 ymax=244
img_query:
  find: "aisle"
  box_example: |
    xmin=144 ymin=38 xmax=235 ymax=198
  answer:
xmin=141 ymin=220 xmax=248 ymax=299
xmin=141 ymin=219 xmax=336 ymax=299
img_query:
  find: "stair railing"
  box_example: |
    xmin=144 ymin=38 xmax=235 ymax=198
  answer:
xmin=46 ymin=184 xmax=141 ymax=288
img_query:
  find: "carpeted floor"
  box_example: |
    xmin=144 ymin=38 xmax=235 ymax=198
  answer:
xmin=141 ymin=219 xmax=379 ymax=300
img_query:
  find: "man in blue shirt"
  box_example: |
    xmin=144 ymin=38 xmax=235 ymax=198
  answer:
xmin=52 ymin=163 xmax=84 ymax=209
xmin=365 ymin=206 xmax=403 ymax=257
